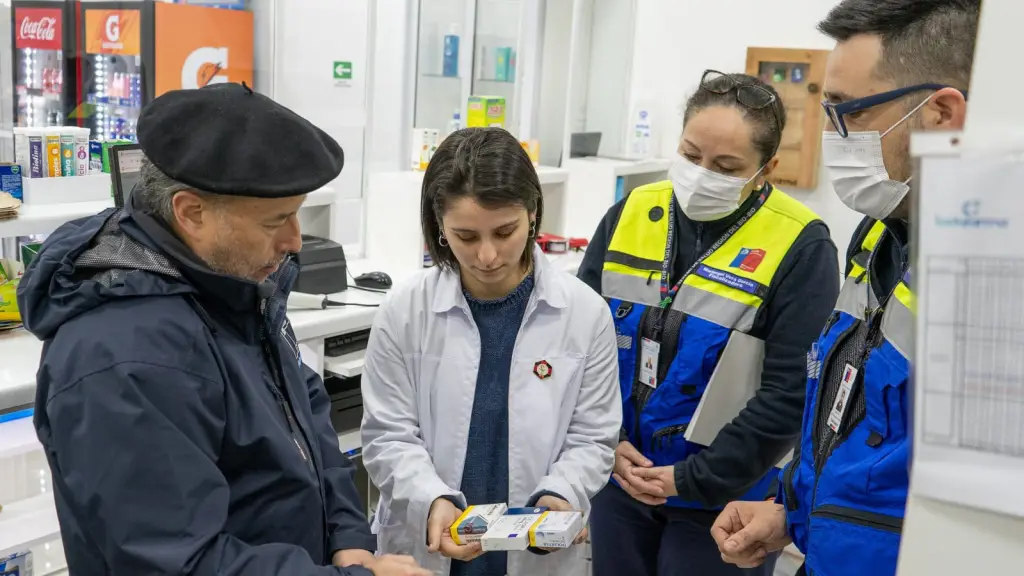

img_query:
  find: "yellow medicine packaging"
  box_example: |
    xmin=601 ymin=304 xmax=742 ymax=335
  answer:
xmin=449 ymin=503 xmax=508 ymax=545
xmin=466 ymin=96 xmax=506 ymax=128
xmin=480 ymin=510 xmax=584 ymax=552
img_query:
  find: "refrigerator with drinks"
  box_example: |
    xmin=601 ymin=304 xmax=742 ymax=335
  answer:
xmin=75 ymin=1 xmax=253 ymax=142
xmin=11 ymin=0 xmax=77 ymax=129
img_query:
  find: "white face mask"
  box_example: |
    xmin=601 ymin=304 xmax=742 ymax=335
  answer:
xmin=670 ymin=156 xmax=763 ymax=222
xmin=821 ymin=96 xmax=931 ymax=220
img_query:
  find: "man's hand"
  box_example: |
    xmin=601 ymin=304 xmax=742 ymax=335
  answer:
xmin=366 ymin=554 xmax=433 ymax=576
xmin=333 ymin=549 xmax=375 ymax=567
xmin=535 ymin=495 xmax=588 ymax=547
xmin=612 ymin=441 xmax=668 ymax=505
xmin=711 ymin=501 xmax=791 ymax=568
xmin=426 ymin=497 xmax=483 ymax=562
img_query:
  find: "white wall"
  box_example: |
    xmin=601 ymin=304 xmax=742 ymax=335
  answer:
xmin=535 ymin=0 xmax=573 ymax=165
xmin=628 ymin=0 xmax=863 ymax=264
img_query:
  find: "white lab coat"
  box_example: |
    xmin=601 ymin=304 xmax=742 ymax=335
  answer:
xmin=360 ymin=248 xmax=622 ymax=576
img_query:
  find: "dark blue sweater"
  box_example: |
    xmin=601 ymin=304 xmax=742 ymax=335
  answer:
xmin=449 ymin=273 xmax=534 ymax=576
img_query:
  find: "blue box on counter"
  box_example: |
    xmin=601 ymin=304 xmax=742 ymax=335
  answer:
xmin=0 ymin=163 xmax=24 ymax=201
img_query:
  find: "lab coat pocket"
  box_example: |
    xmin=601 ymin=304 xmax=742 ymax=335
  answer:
xmin=510 ymin=355 xmax=584 ymax=456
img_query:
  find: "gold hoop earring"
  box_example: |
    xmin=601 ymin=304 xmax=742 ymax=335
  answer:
xmin=439 ymin=233 xmax=449 ymax=247
xmin=529 ymin=221 xmax=536 ymax=238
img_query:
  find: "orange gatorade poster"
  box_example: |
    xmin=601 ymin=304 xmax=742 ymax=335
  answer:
xmin=84 ymin=9 xmax=141 ymax=56
xmin=154 ymin=2 xmax=253 ymax=97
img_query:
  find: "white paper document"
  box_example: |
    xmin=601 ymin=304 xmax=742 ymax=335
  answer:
xmin=913 ymin=152 xmax=1024 ymax=518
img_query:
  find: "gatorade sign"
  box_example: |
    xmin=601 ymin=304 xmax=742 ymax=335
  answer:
xmin=154 ymin=2 xmax=252 ymax=96
xmin=85 ymin=9 xmax=140 ymax=55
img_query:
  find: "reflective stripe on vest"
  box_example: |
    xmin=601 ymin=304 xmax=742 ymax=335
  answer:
xmin=882 ymin=280 xmax=915 ymax=359
xmin=601 ymin=182 xmax=673 ymax=306
xmin=602 ymin=181 xmax=821 ymax=329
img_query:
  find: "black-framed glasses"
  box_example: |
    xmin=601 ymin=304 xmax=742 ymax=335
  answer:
xmin=822 ymin=83 xmax=969 ymax=137
xmin=700 ymin=69 xmax=781 ymax=130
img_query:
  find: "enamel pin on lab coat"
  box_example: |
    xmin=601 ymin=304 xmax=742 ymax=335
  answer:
xmin=533 ymin=360 xmax=553 ymax=380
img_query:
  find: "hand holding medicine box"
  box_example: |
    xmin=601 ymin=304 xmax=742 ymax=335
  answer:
xmin=480 ymin=510 xmax=584 ymax=552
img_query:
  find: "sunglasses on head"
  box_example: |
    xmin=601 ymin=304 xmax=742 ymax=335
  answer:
xmin=700 ymin=69 xmax=782 ymax=131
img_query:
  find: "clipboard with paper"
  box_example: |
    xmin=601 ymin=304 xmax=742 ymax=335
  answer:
xmin=683 ymin=331 xmax=793 ymax=466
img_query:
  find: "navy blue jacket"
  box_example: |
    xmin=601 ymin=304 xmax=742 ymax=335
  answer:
xmin=17 ymin=196 xmax=376 ymax=575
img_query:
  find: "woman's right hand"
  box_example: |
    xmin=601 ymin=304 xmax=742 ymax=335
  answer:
xmin=426 ymin=497 xmax=485 ymax=562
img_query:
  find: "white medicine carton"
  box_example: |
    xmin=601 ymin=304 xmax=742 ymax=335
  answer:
xmin=480 ymin=510 xmax=584 ymax=552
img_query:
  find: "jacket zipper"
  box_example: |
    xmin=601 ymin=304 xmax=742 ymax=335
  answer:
xmin=260 ymin=299 xmax=317 ymax=475
xmin=651 ymin=423 xmax=688 ymax=451
xmin=263 ymin=338 xmax=317 ymax=474
xmin=782 ymin=451 xmax=800 ymax=511
xmin=811 ymin=504 xmax=903 ymax=534
xmin=812 ymin=320 xmax=860 ymax=471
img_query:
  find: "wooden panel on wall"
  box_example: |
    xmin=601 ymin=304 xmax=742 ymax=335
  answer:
xmin=745 ymin=47 xmax=830 ymax=190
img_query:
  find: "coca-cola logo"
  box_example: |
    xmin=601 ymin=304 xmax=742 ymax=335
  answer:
xmin=20 ymin=16 xmax=57 ymax=41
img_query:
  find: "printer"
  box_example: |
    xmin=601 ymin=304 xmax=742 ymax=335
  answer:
xmin=293 ymin=234 xmax=348 ymax=294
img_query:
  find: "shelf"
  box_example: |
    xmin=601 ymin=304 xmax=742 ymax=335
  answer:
xmin=475 ymin=77 xmax=514 ymax=84
xmin=0 ymin=417 xmax=41 ymax=460
xmin=324 ymin=350 xmax=365 ymax=379
xmin=421 ymin=73 xmax=461 ymax=80
xmin=0 ymin=493 xmax=59 ymax=558
xmin=0 ymin=200 xmax=111 ymax=239
xmin=0 ymin=186 xmax=338 ymax=239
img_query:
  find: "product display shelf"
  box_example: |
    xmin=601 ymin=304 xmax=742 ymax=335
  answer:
xmin=0 ymin=187 xmax=338 ymax=240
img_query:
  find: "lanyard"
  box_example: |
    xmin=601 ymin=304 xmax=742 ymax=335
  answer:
xmin=657 ymin=190 xmax=769 ymax=309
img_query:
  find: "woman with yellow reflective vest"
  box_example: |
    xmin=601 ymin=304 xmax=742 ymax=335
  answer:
xmin=575 ymin=70 xmax=840 ymax=576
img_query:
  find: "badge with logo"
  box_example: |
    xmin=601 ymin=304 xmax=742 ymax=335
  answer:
xmin=533 ymin=360 xmax=553 ymax=380
xmin=729 ymin=248 xmax=766 ymax=272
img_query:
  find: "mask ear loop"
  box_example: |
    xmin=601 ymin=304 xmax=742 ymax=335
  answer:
xmin=879 ymin=95 xmax=933 ymax=188
xmin=880 ymin=95 xmax=934 ymax=139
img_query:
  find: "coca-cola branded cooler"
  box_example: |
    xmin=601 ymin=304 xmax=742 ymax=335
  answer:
xmin=75 ymin=1 xmax=252 ymax=142
xmin=11 ymin=0 xmax=77 ymax=128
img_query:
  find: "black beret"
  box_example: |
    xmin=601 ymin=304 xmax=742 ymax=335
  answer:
xmin=137 ymin=82 xmax=343 ymax=197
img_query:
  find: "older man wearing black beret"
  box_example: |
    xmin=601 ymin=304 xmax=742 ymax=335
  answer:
xmin=16 ymin=83 xmax=429 ymax=576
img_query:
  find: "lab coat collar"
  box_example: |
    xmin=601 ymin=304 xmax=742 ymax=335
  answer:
xmin=431 ymin=245 xmax=567 ymax=313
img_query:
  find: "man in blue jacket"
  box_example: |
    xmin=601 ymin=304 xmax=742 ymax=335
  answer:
xmin=17 ymin=83 xmax=429 ymax=576
xmin=711 ymin=1 xmax=978 ymax=575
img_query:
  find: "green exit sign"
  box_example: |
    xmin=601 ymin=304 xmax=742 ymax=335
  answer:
xmin=333 ymin=61 xmax=353 ymax=80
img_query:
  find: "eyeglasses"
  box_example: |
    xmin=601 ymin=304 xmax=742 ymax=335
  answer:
xmin=821 ymin=83 xmax=969 ymax=138
xmin=700 ymin=69 xmax=782 ymax=132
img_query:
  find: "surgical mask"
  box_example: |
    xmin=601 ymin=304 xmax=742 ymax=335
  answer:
xmin=670 ymin=156 xmax=763 ymax=222
xmin=821 ymin=96 xmax=931 ymax=220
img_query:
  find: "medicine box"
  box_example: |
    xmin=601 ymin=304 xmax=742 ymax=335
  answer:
xmin=480 ymin=510 xmax=584 ymax=552
xmin=466 ymin=96 xmax=506 ymax=128
xmin=449 ymin=503 xmax=508 ymax=544
xmin=410 ymin=128 xmax=440 ymax=171
xmin=0 ymin=163 xmax=25 ymax=201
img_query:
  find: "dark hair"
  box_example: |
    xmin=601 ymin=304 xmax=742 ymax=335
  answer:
xmin=818 ymin=0 xmax=980 ymax=90
xmin=421 ymin=127 xmax=543 ymax=271
xmin=682 ymin=73 xmax=786 ymax=165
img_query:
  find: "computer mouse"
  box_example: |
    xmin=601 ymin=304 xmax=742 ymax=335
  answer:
xmin=354 ymin=271 xmax=392 ymax=290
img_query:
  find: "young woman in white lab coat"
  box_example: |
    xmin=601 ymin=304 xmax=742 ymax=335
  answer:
xmin=360 ymin=127 xmax=622 ymax=576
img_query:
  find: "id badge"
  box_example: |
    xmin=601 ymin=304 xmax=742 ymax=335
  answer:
xmin=826 ymin=363 xmax=858 ymax=433
xmin=639 ymin=337 xmax=660 ymax=389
